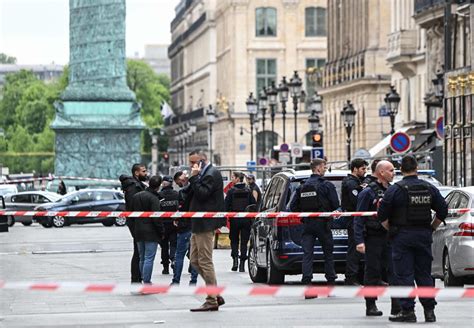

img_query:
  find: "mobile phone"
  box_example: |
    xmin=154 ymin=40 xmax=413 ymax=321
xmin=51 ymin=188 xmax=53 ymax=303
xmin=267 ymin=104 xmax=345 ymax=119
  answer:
xmin=199 ymin=159 xmax=205 ymax=167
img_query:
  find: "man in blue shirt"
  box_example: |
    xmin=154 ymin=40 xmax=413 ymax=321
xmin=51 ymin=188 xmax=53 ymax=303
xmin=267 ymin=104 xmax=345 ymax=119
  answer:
xmin=354 ymin=160 xmax=400 ymax=317
xmin=289 ymin=158 xmax=339 ymax=295
xmin=378 ymin=155 xmax=447 ymax=323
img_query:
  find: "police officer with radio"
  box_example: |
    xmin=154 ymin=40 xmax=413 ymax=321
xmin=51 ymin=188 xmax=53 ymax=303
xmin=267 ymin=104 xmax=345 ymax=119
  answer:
xmin=354 ymin=160 xmax=400 ymax=317
xmin=225 ymin=171 xmax=256 ymax=272
xmin=378 ymin=155 xmax=447 ymax=323
xmin=341 ymin=158 xmax=368 ymax=285
xmin=289 ymin=159 xmax=339 ymax=291
xmin=158 ymin=176 xmax=179 ymax=275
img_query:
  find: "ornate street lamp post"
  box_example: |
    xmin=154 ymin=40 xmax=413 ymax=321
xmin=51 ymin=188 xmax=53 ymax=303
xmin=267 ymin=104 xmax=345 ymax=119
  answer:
xmin=246 ymin=92 xmax=258 ymax=161
xmin=340 ymin=100 xmax=356 ymax=164
xmin=384 ymin=85 xmax=401 ymax=135
xmin=258 ymin=88 xmax=268 ymax=159
xmin=206 ymin=105 xmax=216 ymax=162
xmin=288 ymin=71 xmax=303 ymax=142
xmin=266 ymin=81 xmax=278 ymax=152
xmin=278 ymin=76 xmax=289 ymax=143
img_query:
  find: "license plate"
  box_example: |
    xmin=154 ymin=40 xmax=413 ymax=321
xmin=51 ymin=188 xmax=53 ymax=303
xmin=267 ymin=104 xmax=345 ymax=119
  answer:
xmin=332 ymin=229 xmax=348 ymax=236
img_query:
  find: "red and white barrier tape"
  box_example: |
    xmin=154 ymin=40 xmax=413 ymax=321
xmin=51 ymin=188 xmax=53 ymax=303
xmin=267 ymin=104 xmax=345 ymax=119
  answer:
xmin=0 ymin=209 xmax=471 ymax=220
xmin=0 ymin=282 xmax=472 ymax=299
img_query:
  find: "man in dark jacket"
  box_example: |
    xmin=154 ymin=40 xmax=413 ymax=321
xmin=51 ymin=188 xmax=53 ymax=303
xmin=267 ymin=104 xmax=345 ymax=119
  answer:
xmin=130 ymin=175 xmax=163 ymax=284
xmin=119 ymin=163 xmax=147 ymax=283
xmin=225 ymin=171 xmax=256 ymax=272
xmin=158 ymin=176 xmax=179 ymax=275
xmin=245 ymin=174 xmax=262 ymax=208
xmin=341 ymin=158 xmax=368 ymax=285
xmin=187 ymin=150 xmax=226 ymax=312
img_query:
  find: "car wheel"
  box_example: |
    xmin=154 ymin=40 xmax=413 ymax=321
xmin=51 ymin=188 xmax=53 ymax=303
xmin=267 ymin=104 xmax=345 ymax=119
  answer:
xmin=7 ymin=216 xmax=15 ymax=227
xmin=443 ymin=250 xmax=463 ymax=287
xmin=266 ymin=248 xmax=285 ymax=285
xmin=114 ymin=217 xmax=126 ymax=226
xmin=52 ymin=216 xmax=66 ymax=228
xmin=248 ymin=236 xmax=267 ymax=283
xmin=22 ymin=221 xmax=33 ymax=226
xmin=41 ymin=219 xmax=53 ymax=228
xmin=102 ymin=220 xmax=114 ymax=227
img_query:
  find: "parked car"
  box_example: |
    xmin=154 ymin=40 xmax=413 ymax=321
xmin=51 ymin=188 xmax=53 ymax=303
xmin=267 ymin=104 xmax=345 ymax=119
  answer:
xmin=0 ymin=185 xmax=18 ymax=198
xmin=4 ymin=191 xmax=62 ymax=226
xmin=248 ymin=169 xmax=352 ymax=284
xmin=34 ymin=189 xmax=126 ymax=228
xmin=393 ymin=169 xmax=442 ymax=187
xmin=432 ymin=187 xmax=474 ymax=286
xmin=437 ymin=186 xmax=456 ymax=198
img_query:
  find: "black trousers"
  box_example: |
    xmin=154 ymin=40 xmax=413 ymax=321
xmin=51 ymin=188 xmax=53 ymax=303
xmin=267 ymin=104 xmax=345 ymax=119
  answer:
xmin=127 ymin=223 xmax=141 ymax=283
xmin=301 ymin=221 xmax=336 ymax=283
xmin=345 ymin=221 xmax=364 ymax=282
xmin=364 ymin=234 xmax=400 ymax=312
xmin=161 ymin=223 xmax=177 ymax=267
xmin=229 ymin=219 xmax=251 ymax=260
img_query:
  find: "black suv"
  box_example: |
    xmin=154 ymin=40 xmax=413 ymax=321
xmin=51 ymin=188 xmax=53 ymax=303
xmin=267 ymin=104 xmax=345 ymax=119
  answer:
xmin=248 ymin=169 xmax=351 ymax=284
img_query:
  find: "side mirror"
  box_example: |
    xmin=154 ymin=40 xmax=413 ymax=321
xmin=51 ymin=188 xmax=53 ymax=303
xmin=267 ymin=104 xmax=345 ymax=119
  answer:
xmin=245 ymin=204 xmax=258 ymax=212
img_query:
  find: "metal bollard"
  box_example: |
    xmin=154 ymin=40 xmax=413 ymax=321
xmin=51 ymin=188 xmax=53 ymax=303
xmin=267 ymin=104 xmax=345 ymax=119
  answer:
xmin=0 ymin=196 xmax=8 ymax=233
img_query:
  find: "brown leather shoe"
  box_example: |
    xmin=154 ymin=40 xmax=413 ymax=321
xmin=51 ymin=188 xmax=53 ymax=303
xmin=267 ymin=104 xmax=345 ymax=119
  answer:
xmin=190 ymin=302 xmax=219 ymax=312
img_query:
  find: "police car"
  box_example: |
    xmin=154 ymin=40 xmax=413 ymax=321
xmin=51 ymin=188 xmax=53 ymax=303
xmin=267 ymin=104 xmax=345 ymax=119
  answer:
xmin=248 ymin=169 xmax=351 ymax=284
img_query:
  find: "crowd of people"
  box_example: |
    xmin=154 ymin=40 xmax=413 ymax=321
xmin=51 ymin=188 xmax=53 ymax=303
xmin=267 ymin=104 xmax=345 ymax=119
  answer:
xmin=119 ymin=151 xmax=448 ymax=322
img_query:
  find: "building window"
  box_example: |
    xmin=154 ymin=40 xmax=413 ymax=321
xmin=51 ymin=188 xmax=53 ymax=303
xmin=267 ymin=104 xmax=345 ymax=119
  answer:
xmin=305 ymin=7 xmax=326 ymax=37
xmin=305 ymin=58 xmax=326 ymax=109
xmin=257 ymin=131 xmax=279 ymax=158
xmin=256 ymin=59 xmax=277 ymax=93
xmin=256 ymin=7 xmax=277 ymax=37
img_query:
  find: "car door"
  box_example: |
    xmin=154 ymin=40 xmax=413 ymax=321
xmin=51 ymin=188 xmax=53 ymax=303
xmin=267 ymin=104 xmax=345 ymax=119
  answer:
xmin=90 ymin=191 xmax=119 ymax=211
xmin=256 ymin=178 xmax=277 ymax=264
xmin=432 ymin=192 xmax=459 ymax=276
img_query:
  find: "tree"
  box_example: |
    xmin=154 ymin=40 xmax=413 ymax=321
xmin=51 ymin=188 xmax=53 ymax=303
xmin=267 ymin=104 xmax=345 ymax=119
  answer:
xmin=0 ymin=53 xmax=17 ymax=64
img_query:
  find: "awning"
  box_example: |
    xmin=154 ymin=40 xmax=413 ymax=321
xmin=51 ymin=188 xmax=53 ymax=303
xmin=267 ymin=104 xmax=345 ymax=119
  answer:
xmin=368 ymin=126 xmax=416 ymax=157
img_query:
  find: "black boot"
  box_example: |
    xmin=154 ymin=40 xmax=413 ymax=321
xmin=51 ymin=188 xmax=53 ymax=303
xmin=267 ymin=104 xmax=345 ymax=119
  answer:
xmin=424 ymin=309 xmax=436 ymax=323
xmin=366 ymin=305 xmax=383 ymax=316
xmin=162 ymin=266 xmax=169 ymax=275
xmin=239 ymin=259 xmax=246 ymax=272
xmin=389 ymin=310 xmax=417 ymax=323
xmin=231 ymin=257 xmax=238 ymax=271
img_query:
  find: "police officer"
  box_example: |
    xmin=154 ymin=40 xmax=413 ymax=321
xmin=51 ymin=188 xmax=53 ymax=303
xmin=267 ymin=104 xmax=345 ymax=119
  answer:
xmin=158 ymin=175 xmax=179 ymax=275
xmin=289 ymin=159 xmax=339 ymax=294
xmin=354 ymin=160 xmax=400 ymax=317
xmin=378 ymin=155 xmax=447 ymax=323
xmin=362 ymin=159 xmax=381 ymax=186
xmin=341 ymin=158 xmax=368 ymax=285
xmin=225 ymin=171 xmax=256 ymax=272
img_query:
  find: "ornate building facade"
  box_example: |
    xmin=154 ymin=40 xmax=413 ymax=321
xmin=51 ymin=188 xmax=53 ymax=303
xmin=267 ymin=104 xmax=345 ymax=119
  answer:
xmin=166 ymin=0 xmax=327 ymax=166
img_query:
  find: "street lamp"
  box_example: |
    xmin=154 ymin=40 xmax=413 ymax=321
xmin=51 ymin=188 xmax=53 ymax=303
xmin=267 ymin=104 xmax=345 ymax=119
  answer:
xmin=309 ymin=90 xmax=323 ymax=114
xmin=246 ymin=92 xmax=258 ymax=161
xmin=258 ymin=88 xmax=268 ymax=159
xmin=384 ymin=85 xmax=401 ymax=134
xmin=278 ymin=76 xmax=289 ymax=143
xmin=289 ymin=71 xmax=303 ymax=142
xmin=266 ymin=81 xmax=278 ymax=151
xmin=308 ymin=110 xmax=321 ymax=133
xmin=341 ymin=100 xmax=356 ymax=163
xmin=206 ymin=105 xmax=216 ymax=162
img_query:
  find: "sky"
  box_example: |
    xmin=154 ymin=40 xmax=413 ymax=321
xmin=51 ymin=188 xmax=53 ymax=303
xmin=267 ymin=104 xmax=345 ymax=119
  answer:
xmin=0 ymin=0 xmax=178 ymax=65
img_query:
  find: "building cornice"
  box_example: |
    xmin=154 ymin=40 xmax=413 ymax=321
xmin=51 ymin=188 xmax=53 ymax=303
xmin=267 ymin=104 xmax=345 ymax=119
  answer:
xmin=319 ymin=76 xmax=391 ymax=96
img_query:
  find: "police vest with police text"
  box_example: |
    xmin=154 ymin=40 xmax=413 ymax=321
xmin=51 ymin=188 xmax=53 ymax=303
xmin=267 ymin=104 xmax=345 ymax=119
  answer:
xmin=231 ymin=187 xmax=251 ymax=212
xmin=299 ymin=182 xmax=323 ymax=212
xmin=391 ymin=179 xmax=433 ymax=228
xmin=158 ymin=189 xmax=180 ymax=211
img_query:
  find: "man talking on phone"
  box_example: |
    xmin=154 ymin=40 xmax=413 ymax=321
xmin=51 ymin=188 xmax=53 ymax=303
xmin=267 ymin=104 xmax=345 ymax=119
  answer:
xmin=187 ymin=150 xmax=226 ymax=312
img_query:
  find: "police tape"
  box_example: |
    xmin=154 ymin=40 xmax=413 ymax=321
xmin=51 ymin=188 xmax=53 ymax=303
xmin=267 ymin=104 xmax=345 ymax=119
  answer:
xmin=0 ymin=281 xmax=472 ymax=299
xmin=0 ymin=208 xmax=471 ymax=221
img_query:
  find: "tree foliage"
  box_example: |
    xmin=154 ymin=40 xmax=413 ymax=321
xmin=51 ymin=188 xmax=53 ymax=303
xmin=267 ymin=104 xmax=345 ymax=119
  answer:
xmin=0 ymin=61 xmax=169 ymax=173
xmin=0 ymin=53 xmax=17 ymax=64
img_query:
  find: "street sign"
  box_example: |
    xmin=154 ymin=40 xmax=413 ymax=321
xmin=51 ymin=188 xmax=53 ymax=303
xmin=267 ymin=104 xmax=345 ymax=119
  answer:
xmin=246 ymin=161 xmax=256 ymax=172
xmin=311 ymin=147 xmax=324 ymax=160
xmin=279 ymin=151 xmax=290 ymax=164
xmin=390 ymin=132 xmax=411 ymax=153
xmin=435 ymin=116 xmax=444 ymax=140
xmin=280 ymin=143 xmax=289 ymax=152
xmin=258 ymin=157 xmax=268 ymax=166
xmin=378 ymin=105 xmax=390 ymax=117
xmin=290 ymin=143 xmax=303 ymax=158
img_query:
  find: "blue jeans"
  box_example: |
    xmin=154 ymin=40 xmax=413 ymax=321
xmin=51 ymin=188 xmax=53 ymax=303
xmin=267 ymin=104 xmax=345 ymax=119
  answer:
xmin=172 ymin=231 xmax=198 ymax=284
xmin=137 ymin=241 xmax=158 ymax=283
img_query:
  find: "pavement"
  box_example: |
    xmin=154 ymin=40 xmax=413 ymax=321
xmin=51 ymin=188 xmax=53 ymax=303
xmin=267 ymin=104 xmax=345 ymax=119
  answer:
xmin=1 ymin=223 xmax=473 ymax=327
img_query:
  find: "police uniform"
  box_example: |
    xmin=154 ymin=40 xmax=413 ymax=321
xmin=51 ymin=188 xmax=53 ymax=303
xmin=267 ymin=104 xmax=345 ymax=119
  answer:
xmin=289 ymin=174 xmax=340 ymax=284
xmin=355 ymin=181 xmax=400 ymax=316
xmin=341 ymin=174 xmax=364 ymax=284
xmin=377 ymin=175 xmax=448 ymax=321
xmin=158 ymin=185 xmax=179 ymax=273
xmin=224 ymin=183 xmax=256 ymax=271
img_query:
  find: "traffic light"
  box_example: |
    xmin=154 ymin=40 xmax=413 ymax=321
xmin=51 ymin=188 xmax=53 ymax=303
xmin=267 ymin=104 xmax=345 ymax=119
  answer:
xmin=312 ymin=131 xmax=323 ymax=147
xmin=163 ymin=152 xmax=169 ymax=161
